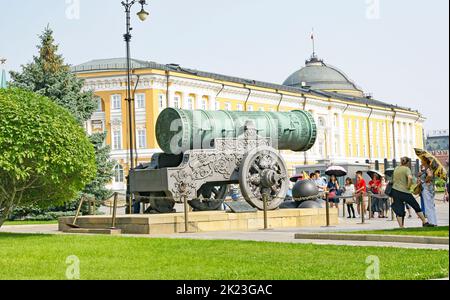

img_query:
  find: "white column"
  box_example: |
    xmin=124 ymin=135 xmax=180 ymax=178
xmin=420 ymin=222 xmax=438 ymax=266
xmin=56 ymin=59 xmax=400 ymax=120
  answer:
xmin=393 ymin=120 xmax=399 ymax=160
xmin=328 ymin=111 xmax=335 ymax=159
xmin=410 ymin=123 xmax=415 ymax=156
xmin=339 ymin=113 xmax=345 ymax=159
xmin=209 ymin=94 xmax=218 ymax=111
xmin=168 ymin=89 xmax=175 ymax=108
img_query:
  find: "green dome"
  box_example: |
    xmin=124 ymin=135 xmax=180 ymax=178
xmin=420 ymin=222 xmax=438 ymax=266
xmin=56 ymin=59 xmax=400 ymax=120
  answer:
xmin=283 ymin=56 xmax=363 ymax=95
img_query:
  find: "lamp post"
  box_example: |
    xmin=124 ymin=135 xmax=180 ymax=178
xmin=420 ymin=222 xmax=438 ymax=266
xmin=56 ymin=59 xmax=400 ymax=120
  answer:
xmin=121 ymin=0 xmax=149 ymax=214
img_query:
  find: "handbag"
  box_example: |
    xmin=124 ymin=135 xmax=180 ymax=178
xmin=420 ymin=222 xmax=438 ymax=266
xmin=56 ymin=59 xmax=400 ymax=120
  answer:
xmin=345 ymin=197 xmax=356 ymax=205
xmin=385 ymin=182 xmax=394 ymax=197
xmin=413 ymin=184 xmax=423 ymax=196
xmin=328 ymin=191 xmax=337 ymax=199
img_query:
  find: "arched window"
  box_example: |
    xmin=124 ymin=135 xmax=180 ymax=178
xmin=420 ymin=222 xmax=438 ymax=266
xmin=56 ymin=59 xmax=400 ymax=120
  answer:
xmin=95 ymin=97 xmax=104 ymax=112
xmin=201 ymin=96 xmax=209 ymax=110
xmin=186 ymin=95 xmax=195 ymax=110
xmin=114 ymin=164 xmax=124 ymax=183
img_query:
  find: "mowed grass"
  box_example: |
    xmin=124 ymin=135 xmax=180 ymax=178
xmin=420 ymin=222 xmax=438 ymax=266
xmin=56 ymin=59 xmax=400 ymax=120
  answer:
xmin=0 ymin=233 xmax=448 ymax=280
xmin=343 ymin=226 xmax=449 ymax=237
xmin=3 ymin=220 xmax=58 ymax=226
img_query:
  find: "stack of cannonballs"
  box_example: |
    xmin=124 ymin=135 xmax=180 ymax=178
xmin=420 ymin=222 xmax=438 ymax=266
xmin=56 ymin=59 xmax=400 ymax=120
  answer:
xmin=280 ymin=180 xmax=325 ymax=209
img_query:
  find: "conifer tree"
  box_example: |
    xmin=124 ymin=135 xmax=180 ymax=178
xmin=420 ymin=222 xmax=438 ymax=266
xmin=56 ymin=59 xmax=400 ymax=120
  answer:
xmin=10 ymin=26 xmax=114 ymax=203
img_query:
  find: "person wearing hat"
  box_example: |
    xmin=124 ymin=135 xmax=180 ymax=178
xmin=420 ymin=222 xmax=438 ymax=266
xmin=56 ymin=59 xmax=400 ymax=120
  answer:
xmin=391 ymin=157 xmax=433 ymax=228
xmin=418 ymin=158 xmax=438 ymax=226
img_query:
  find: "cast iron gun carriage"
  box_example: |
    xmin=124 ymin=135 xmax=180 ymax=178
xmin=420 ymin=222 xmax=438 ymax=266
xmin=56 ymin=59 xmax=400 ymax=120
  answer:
xmin=128 ymin=108 xmax=317 ymax=213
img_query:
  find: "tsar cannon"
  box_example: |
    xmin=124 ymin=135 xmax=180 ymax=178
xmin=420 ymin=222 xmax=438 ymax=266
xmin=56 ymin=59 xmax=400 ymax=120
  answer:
xmin=128 ymin=108 xmax=317 ymax=213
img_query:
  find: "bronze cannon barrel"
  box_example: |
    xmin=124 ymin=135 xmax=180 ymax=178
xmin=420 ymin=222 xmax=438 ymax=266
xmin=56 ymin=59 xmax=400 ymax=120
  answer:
xmin=156 ymin=108 xmax=317 ymax=155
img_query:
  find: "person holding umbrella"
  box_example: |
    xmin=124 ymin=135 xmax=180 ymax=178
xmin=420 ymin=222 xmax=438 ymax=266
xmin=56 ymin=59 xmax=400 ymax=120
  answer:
xmin=418 ymin=158 xmax=437 ymax=226
xmin=415 ymin=147 xmax=449 ymax=227
xmin=325 ymin=166 xmax=347 ymax=210
xmin=327 ymin=175 xmax=340 ymax=209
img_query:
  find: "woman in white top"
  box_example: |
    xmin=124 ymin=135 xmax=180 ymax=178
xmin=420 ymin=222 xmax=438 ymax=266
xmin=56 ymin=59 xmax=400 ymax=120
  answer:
xmin=342 ymin=177 xmax=356 ymax=218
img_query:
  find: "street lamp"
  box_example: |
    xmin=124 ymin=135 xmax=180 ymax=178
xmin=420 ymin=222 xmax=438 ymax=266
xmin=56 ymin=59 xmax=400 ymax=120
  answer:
xmin=121 ymin=0 xmax=149 ymax=214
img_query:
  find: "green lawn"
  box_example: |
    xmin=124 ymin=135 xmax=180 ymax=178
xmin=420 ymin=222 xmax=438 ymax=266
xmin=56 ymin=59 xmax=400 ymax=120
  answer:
xmin=343 ymin=226 xmax=449 ymax=237
xmin=3 ymin=220 xmax=59 ymax=226
xmin=0 ymin=233 xmax=447 ymax=280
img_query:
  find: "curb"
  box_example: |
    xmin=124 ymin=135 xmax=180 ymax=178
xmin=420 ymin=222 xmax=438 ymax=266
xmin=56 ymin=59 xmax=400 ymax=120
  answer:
xmin=294 ymin=233 xmax=449 ymax=245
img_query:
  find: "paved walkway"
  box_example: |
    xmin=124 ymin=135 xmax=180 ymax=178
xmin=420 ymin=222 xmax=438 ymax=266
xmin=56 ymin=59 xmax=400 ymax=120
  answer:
xmin=1 ymin=201 xmax=448 ymax=250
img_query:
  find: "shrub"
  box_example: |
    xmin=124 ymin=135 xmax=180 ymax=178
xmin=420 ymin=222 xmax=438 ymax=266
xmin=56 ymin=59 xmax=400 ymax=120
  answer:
xmin=0 ymin=88 xmax=96 ymax=227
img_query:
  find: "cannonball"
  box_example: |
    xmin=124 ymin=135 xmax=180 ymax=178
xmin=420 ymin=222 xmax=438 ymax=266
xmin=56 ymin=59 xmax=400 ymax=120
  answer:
xmin=298 ymin=200 xmax=322 ymax=209
xmin=293 ymin=180 xmax=320 ymax=201
xmin=279 ymin=201 xmax=300 ymax=209
xmin=315 ymin=199 xmax=326 ymax=208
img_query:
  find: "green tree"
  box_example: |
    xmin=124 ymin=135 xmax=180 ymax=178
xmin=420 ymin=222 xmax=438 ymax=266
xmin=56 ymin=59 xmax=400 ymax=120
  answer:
xmin=9 ymin=26 xmax=113 ymax=201
xmin=0 ymin=88 xmax=97 ymax=227
xmin=84 ymin=133 xmax=115 ymax=201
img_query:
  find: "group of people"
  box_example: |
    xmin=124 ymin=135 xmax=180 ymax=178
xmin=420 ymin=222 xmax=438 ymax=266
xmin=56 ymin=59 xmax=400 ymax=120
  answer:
xmin=306 ymin=157 xmax=440 ymax=228
xmin=307 ymin=170 xmax=388 ymax=219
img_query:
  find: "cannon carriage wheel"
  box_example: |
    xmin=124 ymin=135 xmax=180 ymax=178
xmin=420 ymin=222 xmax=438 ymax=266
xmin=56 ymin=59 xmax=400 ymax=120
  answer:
xmin=239 ymin=146 xmax=289 ymax=210
xmin=188 ymin=184 xmax=228 ymax=211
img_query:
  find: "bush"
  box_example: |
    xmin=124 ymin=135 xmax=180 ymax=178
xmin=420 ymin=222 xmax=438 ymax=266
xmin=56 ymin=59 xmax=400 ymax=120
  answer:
xmin=0 ymin=88 xmax=97 ymax=226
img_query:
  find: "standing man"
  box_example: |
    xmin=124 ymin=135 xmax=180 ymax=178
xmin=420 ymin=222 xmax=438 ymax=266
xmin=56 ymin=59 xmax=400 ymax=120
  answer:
xmin=355 ymin=171 xmax=367 ymax=217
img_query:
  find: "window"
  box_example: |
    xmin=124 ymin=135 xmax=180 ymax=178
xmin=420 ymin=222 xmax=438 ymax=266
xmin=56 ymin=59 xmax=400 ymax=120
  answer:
xmin=224 ymin=103 xmax=232 ymax=111
xmin=114 ymin=164 xmax=124 ymax=183
xmin=348 ymin=144 xmax=353 ymax=157
xmin=173 ymin=95 xmax=181 ymax=109
xmin=137 ymin=128 xmax=146 ymax=149
xmin=319 ymin=142 xmax=324 ymax=156
xmin=355 ymin=120 xmax=360 ymax=132
xmin=96 ymin=98 xmax=103 ymax=112
xmin=259 ymin=107 xmax=265 ymax=112
xmin=347 ymin=119 xmax=351 ymax=131
xmin=201 ymin=98 xmax=208 ymax=110
xmin=135 ymin=94 xmax=145 ymax=110
xmin=237 ymin=104 xmax=244 ymax=111
xmin=111 ymin=95 xmax=121 ymax=110
xmin=247 ymin=105 xmax=254 ymax=112
xmin=356 ymin=144 xmax=360 ymax=157
xmin=112 ymin=129 xmax=122 ymax=150
xmin=318 ymin=117 xmax=326 ymax=127
xmin=158 ymin=94 xmax=166 ymax=111
xmin=363 ymin=145 xmax=367 ymax=157
xmin=186 ymin=96 xmax=195 ymax=110
xmin=215 ymin=102 xmax=221 ymax=110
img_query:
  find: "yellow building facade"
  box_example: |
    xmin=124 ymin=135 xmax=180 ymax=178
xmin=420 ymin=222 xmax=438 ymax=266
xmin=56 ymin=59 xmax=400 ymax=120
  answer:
xmin=74 ymin=56 xmax=425 ymax=191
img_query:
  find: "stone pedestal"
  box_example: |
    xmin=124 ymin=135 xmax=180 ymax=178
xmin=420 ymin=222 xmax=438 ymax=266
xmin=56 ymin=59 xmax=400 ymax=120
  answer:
xmin=58 ymin=208 xmax=338 ymax=235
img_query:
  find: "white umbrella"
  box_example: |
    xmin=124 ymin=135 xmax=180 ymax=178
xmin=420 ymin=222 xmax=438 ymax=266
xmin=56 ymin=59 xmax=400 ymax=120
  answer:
xmin=325 ymin=166 xmax=348 ymax=178
xmin=367 ymin=170 xmax=383 ymax=179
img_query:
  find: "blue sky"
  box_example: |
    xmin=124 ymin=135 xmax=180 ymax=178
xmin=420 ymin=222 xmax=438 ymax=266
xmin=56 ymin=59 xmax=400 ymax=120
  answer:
xmin=0 ymin=0 xmax=448 ymax=130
